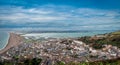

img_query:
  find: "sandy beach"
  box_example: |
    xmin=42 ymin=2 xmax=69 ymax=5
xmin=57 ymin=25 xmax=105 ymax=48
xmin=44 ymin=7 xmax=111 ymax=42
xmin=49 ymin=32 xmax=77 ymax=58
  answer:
xmin=0 ymin=33 xmax=24 ymax=54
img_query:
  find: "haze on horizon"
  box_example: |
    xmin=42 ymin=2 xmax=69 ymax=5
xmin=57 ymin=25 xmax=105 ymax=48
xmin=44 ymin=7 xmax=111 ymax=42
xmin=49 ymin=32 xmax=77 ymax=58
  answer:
xmin=0 ymin=0 xmax=120 ymax=31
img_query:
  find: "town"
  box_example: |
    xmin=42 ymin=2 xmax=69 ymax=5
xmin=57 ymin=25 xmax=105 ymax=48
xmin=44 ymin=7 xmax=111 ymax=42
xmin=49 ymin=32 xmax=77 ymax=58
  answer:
xmin=0 ymin=35 xmax=120 ymax=65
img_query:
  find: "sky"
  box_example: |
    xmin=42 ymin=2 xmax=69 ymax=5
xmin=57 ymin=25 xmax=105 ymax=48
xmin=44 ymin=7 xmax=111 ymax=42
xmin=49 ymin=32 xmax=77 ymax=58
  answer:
xmin=0 ymin=0 xmax=120 ymax=31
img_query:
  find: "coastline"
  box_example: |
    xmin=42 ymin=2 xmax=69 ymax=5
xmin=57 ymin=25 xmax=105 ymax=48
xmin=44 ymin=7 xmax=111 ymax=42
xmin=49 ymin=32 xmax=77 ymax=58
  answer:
xmin=0 ymin=32 xmax=10 ymax=51
xmin=0 ymin=33 xmax=23 ymax=54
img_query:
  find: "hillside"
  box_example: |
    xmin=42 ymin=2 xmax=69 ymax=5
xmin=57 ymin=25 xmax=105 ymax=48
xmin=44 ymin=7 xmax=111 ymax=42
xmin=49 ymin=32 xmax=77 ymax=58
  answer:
xmin=78 ymin=31 xmax=120 ymax=49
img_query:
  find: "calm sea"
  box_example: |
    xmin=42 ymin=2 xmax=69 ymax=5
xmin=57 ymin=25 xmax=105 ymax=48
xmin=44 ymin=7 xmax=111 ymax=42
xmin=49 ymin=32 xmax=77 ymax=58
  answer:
xmin=22 ymin=30 xmax=114 ymax=39
xmin=0 ymin=32 xmax=9 ymax=50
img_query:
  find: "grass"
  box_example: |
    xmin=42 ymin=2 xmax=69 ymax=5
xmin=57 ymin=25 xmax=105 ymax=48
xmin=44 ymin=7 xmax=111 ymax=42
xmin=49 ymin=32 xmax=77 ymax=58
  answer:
xmin=79 ymin=31 xmax=120 ymax=49
xmin=111 ymin=31 xmax=120 ymax=35
xmin=56 ymin=59 xmax=120 ymax=65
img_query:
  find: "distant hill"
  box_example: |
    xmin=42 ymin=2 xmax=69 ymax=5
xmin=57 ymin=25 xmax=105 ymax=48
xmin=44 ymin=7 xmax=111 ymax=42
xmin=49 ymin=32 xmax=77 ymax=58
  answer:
xmin=78 ymin=30 xmax=120 ymax=49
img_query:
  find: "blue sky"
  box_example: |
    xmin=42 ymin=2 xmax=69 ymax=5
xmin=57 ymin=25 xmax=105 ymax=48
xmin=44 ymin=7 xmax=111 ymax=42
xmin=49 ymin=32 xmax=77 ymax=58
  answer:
xmin=0 ymin=0 xmax=120 ymax=31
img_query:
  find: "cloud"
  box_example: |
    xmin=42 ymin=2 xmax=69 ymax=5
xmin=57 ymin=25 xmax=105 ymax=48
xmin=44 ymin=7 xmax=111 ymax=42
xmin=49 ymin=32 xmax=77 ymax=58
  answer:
xmin=0 ymin=5 xmax=120 ymax=30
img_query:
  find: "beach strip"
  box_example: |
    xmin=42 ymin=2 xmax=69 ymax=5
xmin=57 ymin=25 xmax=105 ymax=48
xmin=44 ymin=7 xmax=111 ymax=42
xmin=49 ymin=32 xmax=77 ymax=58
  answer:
xmin=0 ymin=33 xmax=23 ymax=54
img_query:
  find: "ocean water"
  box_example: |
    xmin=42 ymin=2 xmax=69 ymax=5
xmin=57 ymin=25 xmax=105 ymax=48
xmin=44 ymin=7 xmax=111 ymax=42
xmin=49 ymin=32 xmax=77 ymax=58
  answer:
xmin=22 ymin=30 xmax=114 ymax=39
xmin=0 ymin=30 xmax=115 ymax=50
xmin=0 ymin=32 xmax=10 ymax=50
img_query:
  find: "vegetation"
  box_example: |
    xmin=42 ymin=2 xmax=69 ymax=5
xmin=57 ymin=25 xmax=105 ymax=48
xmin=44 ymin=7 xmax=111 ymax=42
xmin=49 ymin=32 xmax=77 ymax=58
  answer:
xmin=79 ymin=31 xmax=120 ymax=49
xmin=111 ymin=31 xmax=120 ymax=35
xmin=56 ymin=58 xmax=120 ymax=65
xmin=56 ymin=61 xmax=65 ymax=65
xmin=0 ymin=58 xmax=42 ymax=65
xmin=0 ymin=58 xmax=120 ymax=65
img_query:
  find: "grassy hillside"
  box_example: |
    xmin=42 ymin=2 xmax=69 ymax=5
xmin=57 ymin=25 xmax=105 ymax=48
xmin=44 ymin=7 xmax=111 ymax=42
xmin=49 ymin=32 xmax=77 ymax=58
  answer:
xmin=79 ymin=31 xmax=120 ymax=49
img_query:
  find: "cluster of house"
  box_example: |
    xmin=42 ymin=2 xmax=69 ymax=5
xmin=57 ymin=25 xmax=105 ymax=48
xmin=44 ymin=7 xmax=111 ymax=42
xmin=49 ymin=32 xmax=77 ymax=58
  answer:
xmin=0 ymin=38 xmax=120 ymax=64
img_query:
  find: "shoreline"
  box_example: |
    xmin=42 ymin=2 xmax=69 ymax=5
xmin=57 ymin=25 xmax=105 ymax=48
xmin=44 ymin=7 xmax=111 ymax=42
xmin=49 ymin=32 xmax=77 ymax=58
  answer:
xmin=0 ymin=33 xmax=23 ymax=54
xmin=0 ymin=32 xmax=10 ymax=51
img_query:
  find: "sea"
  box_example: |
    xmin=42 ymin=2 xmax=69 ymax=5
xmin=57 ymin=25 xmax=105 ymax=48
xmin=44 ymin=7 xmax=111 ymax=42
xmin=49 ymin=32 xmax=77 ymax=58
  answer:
xmin=0 ymin=32 xmax=10 ymax=50
xmin=22 ymin=30 xmax=115 ymax=39
xmin=0 ymin=30 xmax=116 ymax=50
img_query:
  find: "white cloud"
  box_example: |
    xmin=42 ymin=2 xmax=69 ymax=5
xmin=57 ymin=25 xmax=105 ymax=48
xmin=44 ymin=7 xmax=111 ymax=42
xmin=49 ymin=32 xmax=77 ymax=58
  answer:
xmin=26 ymin=8 xmax=53 ymax=14
xmin=0 ymin=6 xmax=119 ymax=23
xmin=0 ymin=5 xmax=120 ymax=30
